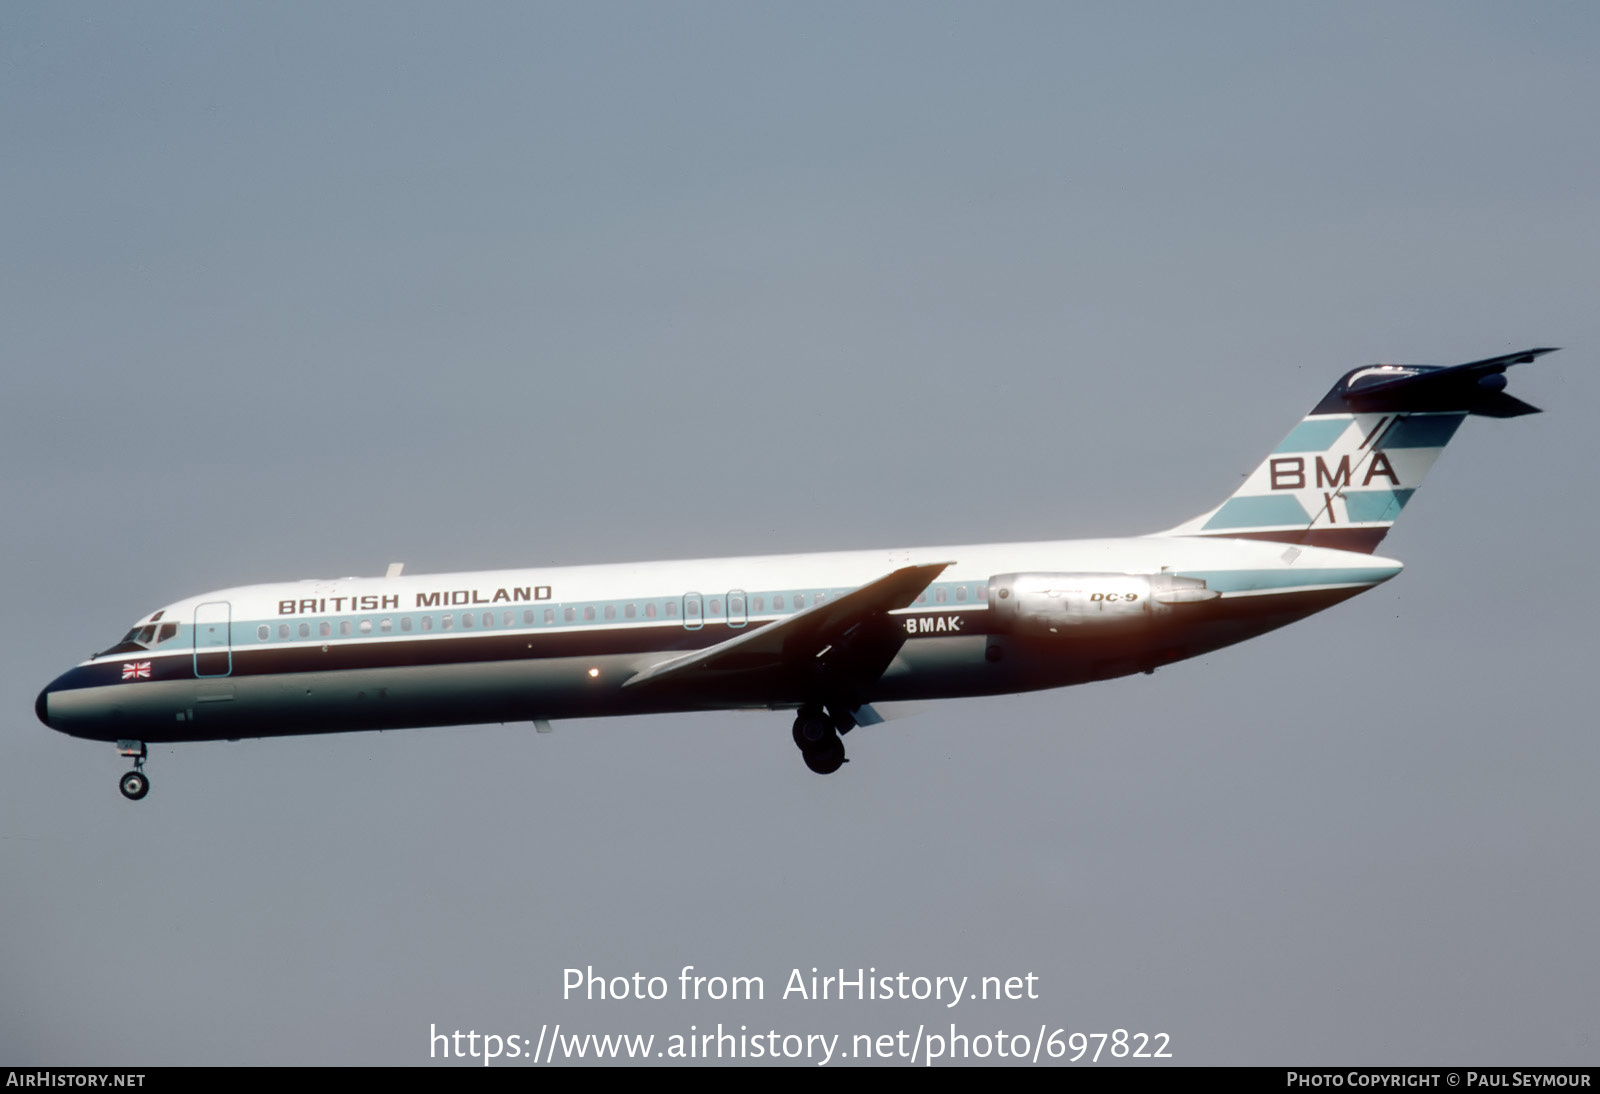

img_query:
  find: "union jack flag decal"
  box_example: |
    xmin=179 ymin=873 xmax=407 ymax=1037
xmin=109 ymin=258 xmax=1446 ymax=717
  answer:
xmin=122 ymin=662 xmax=151 ymax=681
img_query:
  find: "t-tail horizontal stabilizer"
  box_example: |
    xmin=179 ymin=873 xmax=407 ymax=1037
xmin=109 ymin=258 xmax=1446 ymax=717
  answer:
xmin=1160 ymin=348 xmax=1557 ymax=554
xmin=1310 ymin=347 xmax=1558 ymax=418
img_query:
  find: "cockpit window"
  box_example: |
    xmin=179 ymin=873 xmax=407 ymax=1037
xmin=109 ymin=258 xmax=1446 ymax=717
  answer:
xmin=97 ymin=615 xmax=178 ymax=658
xmin=97 ymin=629 xmax=149 ymax=658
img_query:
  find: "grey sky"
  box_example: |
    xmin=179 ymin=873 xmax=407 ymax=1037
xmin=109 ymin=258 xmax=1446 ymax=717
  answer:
xmin=3 ymin=2 xmax=1597 ymax=1065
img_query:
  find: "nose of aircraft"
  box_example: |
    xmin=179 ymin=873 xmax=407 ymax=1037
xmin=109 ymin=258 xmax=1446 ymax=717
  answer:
xmin=35 ymin=666 xmax=123 ymax=742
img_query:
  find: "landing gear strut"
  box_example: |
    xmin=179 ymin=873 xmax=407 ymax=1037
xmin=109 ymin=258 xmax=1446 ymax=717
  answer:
xmin=117 ymin=740 xmax=149 ymax=801
xmin=792 ymin=708 xmax=847 ymax=775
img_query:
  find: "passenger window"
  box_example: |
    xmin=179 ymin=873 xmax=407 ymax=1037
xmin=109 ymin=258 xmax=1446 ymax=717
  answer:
xmin=380 ymin=618 xmax=392 ymax=633
xmin=483 ymin=612 xmax=493 ymax=628
xmin=421 ymin=616 xmax=433 ymax=632
xmin=340 ymin=620 xmax=352 ymax=636
xmin=504 ymin=611 xmax=514 ymax=626
xmin=320 ymin=621 xmax=332 ymax=637
xmin=773 ymin=594 xmax=785 ymax=610
xmin=604 ymin=605 xmax=615 ymax=620
xmin=645 ymin=602 xmax=657 ymax=619
xmin=258 ymin=625 xmax=269 ymax=641
xmin=442 ymin=614 xmax=454 ymax=630
xmin=956 ymin=585 xmax=968 ymax=602
xmin=522 ymin=610 xmax=533 ymax=625
xmin=936 ymin=587 xmax=947 ymax=604
xmin=666 ymin=601 xmax=678 ymax=618
xmin=751 ymin=596 xmax=764 ymax=612
xmin=916 ymin=592 xmax=927 ymax=604
xmin=359 ymin=620 xmax=372 ymax=634
xmin=625 ymin=603 xmax=636 ymax=619
xmin=564 ymin=607 xmax=576 ymax=622
xmin=544 ymin=608 xmax=555 ymax=624
xmin=278 ymin=624 xmax=290 ymax=639
xmin=707 ymin=599 xmax=721 ymax=616
xmin=462 ymin=613 xmax=474 ymax=629
xmin=299 ymin=622 xmax=311 ymax=638
xmin=401 ymin=617 xmax=413 ymax=633
xmin=979 ymin=583 xmax=989 ymax=602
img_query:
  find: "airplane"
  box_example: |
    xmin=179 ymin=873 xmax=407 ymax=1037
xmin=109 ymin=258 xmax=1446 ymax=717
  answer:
xmin=36 ymin=348 xmax=1557 ymax=799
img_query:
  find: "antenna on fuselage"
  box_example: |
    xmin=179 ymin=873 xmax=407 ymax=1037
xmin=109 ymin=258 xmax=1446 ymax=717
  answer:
xmin=385 ymin=562 xmax=404 ymax=578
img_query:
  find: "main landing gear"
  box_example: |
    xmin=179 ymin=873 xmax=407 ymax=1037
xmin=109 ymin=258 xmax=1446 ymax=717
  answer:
xmin=116 ymin=740 xmax=149 ymax=801
xmin=792 ymin=707 xmax=850 ymax=775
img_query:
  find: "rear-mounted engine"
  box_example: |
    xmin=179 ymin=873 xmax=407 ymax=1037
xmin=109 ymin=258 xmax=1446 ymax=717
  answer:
xmin=987 ymin=572 xmax=1219 ymax=636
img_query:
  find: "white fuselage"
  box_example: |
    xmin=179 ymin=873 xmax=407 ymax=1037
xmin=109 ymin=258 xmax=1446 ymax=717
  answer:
xmin=37 ymin=534 xmax=1401 ymax=744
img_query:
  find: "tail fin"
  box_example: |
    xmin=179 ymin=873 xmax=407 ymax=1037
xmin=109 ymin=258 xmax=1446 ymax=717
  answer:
xmin=1160 ymin=348 xmax=1557 ymax=553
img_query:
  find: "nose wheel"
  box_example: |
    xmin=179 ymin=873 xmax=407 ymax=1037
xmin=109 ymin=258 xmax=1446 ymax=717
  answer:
xmin=119 ymin=769 xmax=149 ymax=800
xmin=792 ymin=709 xmax=848 ymax=775
xmin=116 ymin=740 xmax=149 ymax=801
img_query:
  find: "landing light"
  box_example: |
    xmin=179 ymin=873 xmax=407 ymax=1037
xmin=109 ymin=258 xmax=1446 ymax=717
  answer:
xmin=587 ymin=668 xmax=600 ymax=678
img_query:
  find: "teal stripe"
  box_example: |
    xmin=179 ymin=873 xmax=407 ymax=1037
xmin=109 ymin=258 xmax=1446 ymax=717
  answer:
xmin=1342 ymin=488 xmax=1415 ymax=523
xmin=232 ymin=579 xmax=991 ymax=642
xmin=1177 ymin=567 xmax=1400 ymax=593
xmin=1202 ymin=495 xmax=1311 ymax=531
xmin=1274 ymin=419 xmax=1351 ymax=453
xmin=1383 ymin=414 xmax=1464 ymax=449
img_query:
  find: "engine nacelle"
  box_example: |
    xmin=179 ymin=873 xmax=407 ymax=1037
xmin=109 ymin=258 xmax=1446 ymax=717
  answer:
xmin=986 ymin=572 xmax=1219 ymax=636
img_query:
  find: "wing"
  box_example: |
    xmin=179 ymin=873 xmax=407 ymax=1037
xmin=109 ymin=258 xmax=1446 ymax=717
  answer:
xmin=622 ymin=562 xmax=953 ymax=699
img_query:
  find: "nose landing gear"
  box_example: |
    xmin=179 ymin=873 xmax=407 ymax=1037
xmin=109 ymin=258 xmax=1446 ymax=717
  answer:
xmin=116 ymin=740 xmax=149 ymax=801
xmin=792 ymin=708 xmax=848 ymax=775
